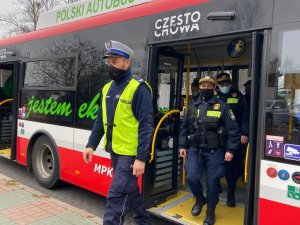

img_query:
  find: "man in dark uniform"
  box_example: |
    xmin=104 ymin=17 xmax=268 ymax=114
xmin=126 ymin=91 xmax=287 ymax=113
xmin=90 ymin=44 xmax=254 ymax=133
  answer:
xmin=83 ymin=40 xmax=154 ymax=225
xmin=179 ymin=76 xmax=240 ymax=225
xmin=244 ymin=80 xmax=251 ymax=109
xmin=216 ymin=72 xmax=249 ymax=207
xmin=191 ymin=77 xmax=200 ymax=102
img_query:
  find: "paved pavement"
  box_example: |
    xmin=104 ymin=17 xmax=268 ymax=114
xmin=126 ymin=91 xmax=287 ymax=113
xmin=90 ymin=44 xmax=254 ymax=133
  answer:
xmin=0 ymin=173 xmax=103 ymax=225
xmin=0 ymin=157 xmax=172 ymax=225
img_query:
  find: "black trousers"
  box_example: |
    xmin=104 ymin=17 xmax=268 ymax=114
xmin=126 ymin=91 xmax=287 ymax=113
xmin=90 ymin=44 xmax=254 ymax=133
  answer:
xmin=225 ymin=145 xmax=243 ymax=195
xmin=103 ymin=152 xmax=151 ymax=225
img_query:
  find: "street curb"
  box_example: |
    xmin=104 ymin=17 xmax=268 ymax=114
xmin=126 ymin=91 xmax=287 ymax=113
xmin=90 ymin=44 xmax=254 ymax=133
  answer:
xmin=0 ymin=173 xmax=103 ymax=224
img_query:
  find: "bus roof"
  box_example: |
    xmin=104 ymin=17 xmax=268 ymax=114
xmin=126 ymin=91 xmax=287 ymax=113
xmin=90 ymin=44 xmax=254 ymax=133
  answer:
xmin=0 ymin=0 xmax=209 ymax=47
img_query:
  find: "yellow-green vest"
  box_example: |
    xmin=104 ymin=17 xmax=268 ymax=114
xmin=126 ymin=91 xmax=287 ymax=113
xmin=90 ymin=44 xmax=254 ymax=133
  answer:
xmin=101 ymin=78 xmax=140 ymax=156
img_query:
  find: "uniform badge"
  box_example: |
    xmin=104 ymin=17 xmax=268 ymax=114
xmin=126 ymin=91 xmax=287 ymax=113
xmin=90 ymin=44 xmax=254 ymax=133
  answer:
xmin=213 ymin=104 xmax=220 ymax=110
xmin=232 ymin=92 xmax=237 ymax=97
xmin=228 ymin=109 xmax=236 ymax=121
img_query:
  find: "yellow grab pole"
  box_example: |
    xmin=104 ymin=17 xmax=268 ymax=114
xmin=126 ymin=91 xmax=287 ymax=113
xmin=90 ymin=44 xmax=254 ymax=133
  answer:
xmin=244 ymin=143 xmax=250 ymax=182
xmin=185 ymin=43 xmax=191 ymax=110
xmin=0 ymin=98 xmax=13 ymax=106
xmin=149 ymin=110 xmax=180 ymax=163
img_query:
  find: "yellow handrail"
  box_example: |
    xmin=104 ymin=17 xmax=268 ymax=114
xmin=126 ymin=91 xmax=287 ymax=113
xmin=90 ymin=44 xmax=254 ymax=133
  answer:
xmin=0 ymin=98 xmax=13 ymax=106
xmin=244 ymin=143 xmax=250 ymax=182
xmin=149 ymin=109 xmax=180 ymax=163
xmin=182 ymin=156 xmax=186 ymax=187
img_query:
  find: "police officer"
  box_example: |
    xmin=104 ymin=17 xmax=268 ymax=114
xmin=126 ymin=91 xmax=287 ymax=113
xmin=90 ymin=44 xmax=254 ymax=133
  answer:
xmin=191 ymin=77 xmax=200 ymax=102
xmin=179 ymin=76 xmax=240 ymax=225
xmin=216 ymin=72 xmax=249 ymax=207
xmin=83 ymin=40 xmax=154 ymax=225
xmin=244 ymin=80 xmax=251 ymax=109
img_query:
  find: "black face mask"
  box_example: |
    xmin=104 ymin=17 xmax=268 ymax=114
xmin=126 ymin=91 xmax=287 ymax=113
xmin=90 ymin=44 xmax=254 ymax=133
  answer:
xmin=200 ymin=89 xmax=214 ymax=101
xmin=107 ymin=64 xmax=125 ymax=80
xmin=192 ymin=91 xmax=199 ymax=97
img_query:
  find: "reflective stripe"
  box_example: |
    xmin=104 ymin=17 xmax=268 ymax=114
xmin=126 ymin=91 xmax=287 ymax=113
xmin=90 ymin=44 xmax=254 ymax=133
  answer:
xmin=227 ymin=98 xmax=239 ymax=104
xmin=207 ymin=111 xmax=221 ymax=118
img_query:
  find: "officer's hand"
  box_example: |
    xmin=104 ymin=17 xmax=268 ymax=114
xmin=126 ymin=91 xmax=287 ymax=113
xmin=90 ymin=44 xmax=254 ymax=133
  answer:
xmin=241 ymin=135 xmax=249 ymax=144
xmin=224 ymin=152 xmax=233 ymax=161
xmin=133 ymin=159 xmax=145 ymax=177
xmin=180 ymin=148 xmax=186 ymax=158
xmin=83 ymin=148 xmax=94 ymax=164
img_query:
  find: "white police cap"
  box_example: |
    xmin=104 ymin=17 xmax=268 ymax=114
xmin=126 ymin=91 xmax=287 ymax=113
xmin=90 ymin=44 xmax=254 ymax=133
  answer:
xmin=103 ymin=40 xmax=134 ymax=60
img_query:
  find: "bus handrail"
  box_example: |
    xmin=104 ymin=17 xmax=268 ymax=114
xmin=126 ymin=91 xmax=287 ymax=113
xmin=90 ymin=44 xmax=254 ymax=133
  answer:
xmin=0 ymin=99 xmax=13 ymax=106
xmin=149 ymin=109 xmax=180 ymax=163
xmin=244 ymin=143 xmax=250 ymax=182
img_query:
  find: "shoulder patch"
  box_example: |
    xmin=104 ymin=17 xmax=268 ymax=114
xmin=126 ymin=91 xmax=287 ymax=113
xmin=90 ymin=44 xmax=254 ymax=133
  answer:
xmin=133 ymin=76 xmax=145 ymax=83
xmin=213 ymin=104 xmax=221 ymax=110
xmin=228 ymin=109 xmax=236 ymax=121
xmin=232 ymin=92 xmax=237 ymax=97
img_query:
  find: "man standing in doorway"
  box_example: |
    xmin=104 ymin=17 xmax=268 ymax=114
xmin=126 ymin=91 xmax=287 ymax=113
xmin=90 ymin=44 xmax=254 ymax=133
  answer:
xmin=83 ymin=40 xmax=154 ymax=225
xmin=191 ymin=77 xmax=200 ymax=102
xmin=179 ymin=76 xmax=240 ymax=225
xmin=216 ymin=72 xmax=249 ymax=207
xmin=244 ymin=80 xmax=251 ymax=109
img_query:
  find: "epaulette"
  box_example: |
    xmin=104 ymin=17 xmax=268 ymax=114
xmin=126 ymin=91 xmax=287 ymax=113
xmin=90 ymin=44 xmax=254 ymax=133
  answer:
xmin=132 ymin=76 xmax=145 ymax=83
xmin=132 ymin=76 xmax=152 ymax=95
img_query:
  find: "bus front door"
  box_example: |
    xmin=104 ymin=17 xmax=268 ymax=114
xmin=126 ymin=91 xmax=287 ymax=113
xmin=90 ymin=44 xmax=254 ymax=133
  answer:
xmin=144 ymin=47 xmax=184 ymax=208
xmin=0 ymin=62 xmax=19 ymax=160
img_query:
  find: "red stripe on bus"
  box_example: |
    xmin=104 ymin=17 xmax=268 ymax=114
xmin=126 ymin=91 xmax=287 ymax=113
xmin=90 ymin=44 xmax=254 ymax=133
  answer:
xmin=0 ymin=0 xmax=209 ymax=46
xmin=259 ymin=198 xmax=299 ymax=225
xmin=17 ymin=136 xmax=29 ymax=166
xmin=17 ymin=136 xmax=142 ymax=196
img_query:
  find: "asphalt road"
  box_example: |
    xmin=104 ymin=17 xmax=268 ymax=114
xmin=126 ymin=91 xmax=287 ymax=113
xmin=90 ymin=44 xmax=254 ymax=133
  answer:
xmin=0 ymin=157 xmax=173 ymax=225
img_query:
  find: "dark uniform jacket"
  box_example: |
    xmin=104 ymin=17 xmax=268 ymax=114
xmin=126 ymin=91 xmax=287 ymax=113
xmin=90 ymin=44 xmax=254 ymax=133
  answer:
xmin=217 ymin=89 xmax=249 ymax=136
xmin=86 ymin=69 xmax=154 ymax=162
xmin=179 ymin=95 xmax=240 ymax=154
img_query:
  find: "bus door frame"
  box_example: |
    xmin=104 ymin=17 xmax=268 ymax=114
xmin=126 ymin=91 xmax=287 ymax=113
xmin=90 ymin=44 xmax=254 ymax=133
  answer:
xmin=144 ymin=45 xmax=184 ymax=207
xmin=251 ymin=29 xmax=272 ymax=225
xmin=245 ymin=30 xmax=271 ymax=225
xmin=0 ymin=61 xmax=21 ymax=160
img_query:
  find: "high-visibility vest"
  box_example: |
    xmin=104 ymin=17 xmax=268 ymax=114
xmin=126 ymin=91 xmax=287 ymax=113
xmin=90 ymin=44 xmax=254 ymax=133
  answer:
xmin=101 ymin=78 xmax=141 ymax=156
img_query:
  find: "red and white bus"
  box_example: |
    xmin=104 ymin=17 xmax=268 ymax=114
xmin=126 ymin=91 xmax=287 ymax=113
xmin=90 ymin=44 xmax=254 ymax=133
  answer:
xmin=0 ymin=0 xmax=299 ymax=224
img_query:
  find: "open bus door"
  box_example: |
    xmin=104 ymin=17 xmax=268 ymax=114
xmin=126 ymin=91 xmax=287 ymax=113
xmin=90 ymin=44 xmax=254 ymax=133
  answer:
xmin=145 ymin=32 xmax=266 ymax=225
xmin=144 ymin=47 xmax=184 ymax=208
xmin=0 ymin=62 xmax=20 ymax=160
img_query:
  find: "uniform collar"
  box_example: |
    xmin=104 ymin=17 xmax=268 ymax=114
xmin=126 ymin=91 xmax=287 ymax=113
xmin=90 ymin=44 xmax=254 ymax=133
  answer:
xmin=114 ymin=68 xmax=132 ymax=84
xmin=194 ymin=95 xmax=218 ymax=105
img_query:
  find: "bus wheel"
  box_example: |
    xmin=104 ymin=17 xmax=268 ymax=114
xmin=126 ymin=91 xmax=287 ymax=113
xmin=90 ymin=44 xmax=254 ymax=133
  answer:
xmin=32 ymin=136 xmax=60 ymax=189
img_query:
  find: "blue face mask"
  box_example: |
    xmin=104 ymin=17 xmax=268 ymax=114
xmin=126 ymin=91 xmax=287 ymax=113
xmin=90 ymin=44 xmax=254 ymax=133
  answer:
xmin=219 ymin=85 xmax=231 ymax=94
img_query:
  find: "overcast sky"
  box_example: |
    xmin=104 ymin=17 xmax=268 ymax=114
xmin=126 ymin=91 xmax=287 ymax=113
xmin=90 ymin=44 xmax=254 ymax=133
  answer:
xmin=0 ymin=0 xmax=14 ymax=38
xmin=0 ymin=0 xmax=14 ymax=14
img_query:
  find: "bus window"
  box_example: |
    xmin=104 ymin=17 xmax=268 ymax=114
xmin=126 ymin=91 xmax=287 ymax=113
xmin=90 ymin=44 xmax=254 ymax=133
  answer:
xmin=24 ymin=57 xmax=75 ymax=88
xmin=265 ymin=28 xmax=300 ymax=149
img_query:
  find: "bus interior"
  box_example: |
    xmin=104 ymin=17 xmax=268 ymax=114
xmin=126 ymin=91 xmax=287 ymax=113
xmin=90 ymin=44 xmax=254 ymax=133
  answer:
xmin=0 ymin=64 xmax=14 ymax=159
xmin=147 ymin=33 xmax=254 ymax=225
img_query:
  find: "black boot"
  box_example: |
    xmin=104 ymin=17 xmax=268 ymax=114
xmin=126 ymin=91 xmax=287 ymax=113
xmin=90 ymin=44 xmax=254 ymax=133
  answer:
xmin=203 ymin=208 xmax=216 ymax=225
xmin=227 ymin=192 xmax=236 ymax=207
xmin=191 ymin=198 xmax=207 ymax=216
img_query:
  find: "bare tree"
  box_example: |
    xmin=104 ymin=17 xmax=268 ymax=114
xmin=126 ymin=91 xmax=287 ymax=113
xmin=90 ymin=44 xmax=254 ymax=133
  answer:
xmin=0 ymin=0 xmax=79 ymax=36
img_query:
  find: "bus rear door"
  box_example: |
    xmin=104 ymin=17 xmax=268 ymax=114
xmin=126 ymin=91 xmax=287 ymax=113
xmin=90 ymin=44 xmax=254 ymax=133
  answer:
xmin=144 ymin=47 xmax=184 ymax=208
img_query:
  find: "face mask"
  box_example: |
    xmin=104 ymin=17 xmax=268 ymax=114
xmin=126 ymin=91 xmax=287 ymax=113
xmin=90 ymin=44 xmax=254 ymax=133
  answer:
xmin=200 ymin=89 xmax=214 ymax=101
xmin=107 ymin=64 xmax=125 ymax=80
xmin=192 ymin=91 xmax=199 ymax=97
xmin=219 ymin=85 xmax=231 ymax=94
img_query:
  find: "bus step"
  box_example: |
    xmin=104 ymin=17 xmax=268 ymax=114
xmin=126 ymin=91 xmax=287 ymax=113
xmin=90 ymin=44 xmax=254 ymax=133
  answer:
xmin=148 ymin=190 xmax=244 ymax=225
xmin=0 ymin=148 xmax=11 ymax=159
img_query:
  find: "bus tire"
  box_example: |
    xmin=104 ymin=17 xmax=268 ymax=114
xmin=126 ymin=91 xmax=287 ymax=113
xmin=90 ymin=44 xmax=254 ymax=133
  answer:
xmin=32 ymin=135 xmax=60 ymax=189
